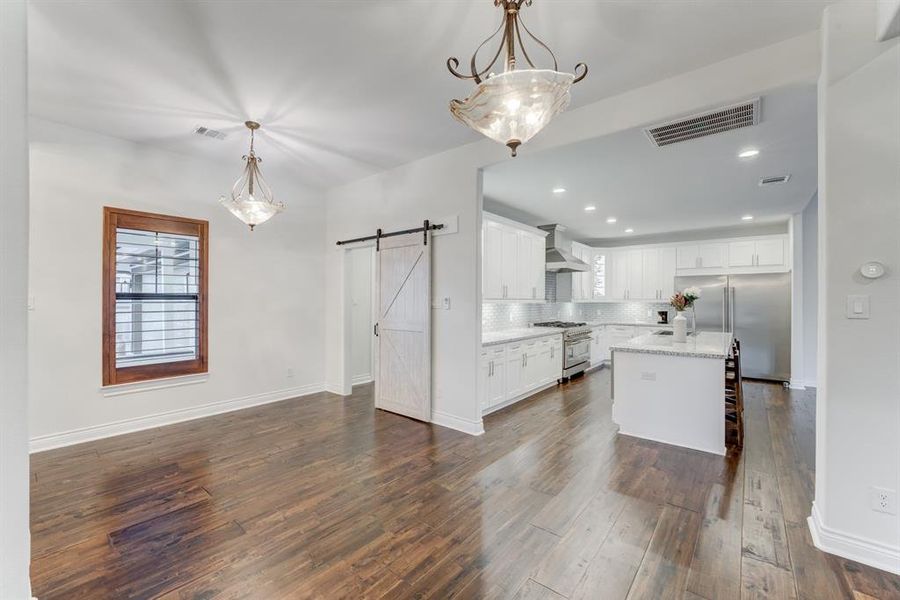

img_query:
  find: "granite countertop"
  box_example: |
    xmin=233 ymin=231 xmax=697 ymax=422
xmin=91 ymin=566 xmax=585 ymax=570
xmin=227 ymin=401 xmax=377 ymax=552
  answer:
xmin=610 ymin=331 xmax=733 ymax=359
xmin=481 ymin=327 xmax=563 ymax=346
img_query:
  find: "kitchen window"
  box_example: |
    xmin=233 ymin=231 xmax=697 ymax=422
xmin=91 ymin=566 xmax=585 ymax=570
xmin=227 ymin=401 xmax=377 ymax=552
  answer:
xmin=102 ymin=207 xmax=208 ymax=386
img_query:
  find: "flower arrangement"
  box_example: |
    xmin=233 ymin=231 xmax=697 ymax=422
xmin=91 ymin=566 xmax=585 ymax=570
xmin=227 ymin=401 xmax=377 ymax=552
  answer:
xmin=669 ymin=286 xmax=702 ymax=312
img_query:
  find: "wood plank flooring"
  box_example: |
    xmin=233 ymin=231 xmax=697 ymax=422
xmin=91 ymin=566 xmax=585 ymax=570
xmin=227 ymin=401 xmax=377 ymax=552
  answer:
xmin=31 ymin=369 xmax=900 ymax=599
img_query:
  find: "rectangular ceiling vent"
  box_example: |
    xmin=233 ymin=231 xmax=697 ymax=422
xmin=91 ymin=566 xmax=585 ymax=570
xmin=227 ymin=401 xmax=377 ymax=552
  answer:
xmin=644 ymin=98 xmax=760 ymax=147
xmin=759 ymin=174 xmax=792 ymax=186
xmin=193 ymin=126 xmax=227 ymax=140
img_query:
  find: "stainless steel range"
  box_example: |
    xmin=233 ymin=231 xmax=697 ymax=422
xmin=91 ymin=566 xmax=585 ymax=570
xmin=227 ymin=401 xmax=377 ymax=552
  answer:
xmin=532 ymin=321 xmax=592 ymax=380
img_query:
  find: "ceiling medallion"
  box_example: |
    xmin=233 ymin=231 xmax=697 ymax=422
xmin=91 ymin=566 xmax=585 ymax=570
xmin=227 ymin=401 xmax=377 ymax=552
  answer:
xmin=446 ymin=0 xmax=587 ymax=157
xmin=219 ymin=121 xmax=285 ymax=231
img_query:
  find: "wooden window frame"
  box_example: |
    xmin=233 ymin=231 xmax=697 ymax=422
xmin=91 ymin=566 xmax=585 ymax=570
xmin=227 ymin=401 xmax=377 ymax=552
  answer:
xmin=102 ymin=207 xmax=209 ymax=386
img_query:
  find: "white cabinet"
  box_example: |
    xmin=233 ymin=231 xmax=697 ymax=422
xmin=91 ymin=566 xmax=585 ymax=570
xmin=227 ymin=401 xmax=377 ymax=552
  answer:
xmin=522 ymin=339 xmax=542 ymax=390
xmin=727 ymin=240 xmax=756 ymax=267
xmin=483 ymin=215 xmax=547 ymax=301
xmin=639 ymin=247 xmax=677 ymax=300
xmin=482 ymin=223 xmax=503 ymax=299
xmin=726 ymin=236 xmax=787 ymax=269
xmin=500 ymin=227 xmax=519 ymax=299
xmin=519 ymin=232 xmax=546 ymax=300
xmin=677 ymin=243 xmax=726 ymax=270
xmin=754 ymin=238 xmax=786 ymax=267
xmin=610 ymin=248 xmax=675 ymax=301
xmin=481 ymin=345 xmax=506 ymax=411
xmin=482 ymin=334 xmax=562 ymax=414
xmin=590 ymin=326 xmax=611 ymax=365
xmin=609 ymin=250 xmax=628 ymax=301
xmin=479 ymin=351 xmax=490 ymax=412
xmin=571 ymin=242 xmax=594 ymax=302
xmin=505 ymin=343 xmax=525 ymax=400
xmin=625 ymin=250 xmax=643 ymax=300
xmin=608 ymin=249 xmax=642 ymax=301
xmin=657 ymin=247 xmax=677 ymax=299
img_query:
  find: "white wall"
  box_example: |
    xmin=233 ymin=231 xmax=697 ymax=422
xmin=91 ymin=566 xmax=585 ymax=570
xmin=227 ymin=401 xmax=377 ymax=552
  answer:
xmin=323 ymin=32 xmax=820 ymax=435
xmin=28 ymin=119 xmax=327 ymax=449
xmin=348 ymin=246 xmax=373 ymax=383
xmin=810 ymin=0 xmax=900 ymax=574
xmin=0 ymin=0 xmax=32 ymax=596
xmin=802 ymin=194 xmax=818 ymax=387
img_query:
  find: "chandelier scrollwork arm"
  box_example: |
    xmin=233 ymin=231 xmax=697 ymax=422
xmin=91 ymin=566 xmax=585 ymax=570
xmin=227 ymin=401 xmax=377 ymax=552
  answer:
xmin=446 ymin=0 xmax=585 ymax=85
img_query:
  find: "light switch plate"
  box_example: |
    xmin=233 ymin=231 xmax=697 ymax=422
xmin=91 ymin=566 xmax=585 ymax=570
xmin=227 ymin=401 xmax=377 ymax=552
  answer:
xmin=846 ymin=294 xmax=870 ymax=319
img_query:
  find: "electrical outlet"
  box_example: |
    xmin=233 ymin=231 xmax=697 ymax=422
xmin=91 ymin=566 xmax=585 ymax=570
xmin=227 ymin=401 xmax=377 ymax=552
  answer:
xmin=870 ymin=487 xmax=897 ymax=515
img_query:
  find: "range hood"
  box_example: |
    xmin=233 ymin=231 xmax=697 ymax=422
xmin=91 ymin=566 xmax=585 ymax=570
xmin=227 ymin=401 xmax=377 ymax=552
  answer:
xmin=538 ymin=224 xmax=590 ymax=273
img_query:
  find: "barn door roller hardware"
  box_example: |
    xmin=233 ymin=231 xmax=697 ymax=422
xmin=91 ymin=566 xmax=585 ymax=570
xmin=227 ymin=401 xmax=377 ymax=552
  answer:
xmin=336 ymin=220 xmax=444 ymax=250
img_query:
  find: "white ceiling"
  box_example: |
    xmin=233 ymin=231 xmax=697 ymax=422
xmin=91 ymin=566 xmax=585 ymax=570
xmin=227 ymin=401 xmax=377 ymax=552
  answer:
xmin=482 ymin=85 xmax=817 ymax=242
xmin=28 ymin=1 xmax=831 ymax=189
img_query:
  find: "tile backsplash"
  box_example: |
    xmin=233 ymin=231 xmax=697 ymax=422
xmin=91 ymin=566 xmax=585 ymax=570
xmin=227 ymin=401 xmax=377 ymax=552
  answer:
xmin=482 ymin=301 xmax=672 ymax=331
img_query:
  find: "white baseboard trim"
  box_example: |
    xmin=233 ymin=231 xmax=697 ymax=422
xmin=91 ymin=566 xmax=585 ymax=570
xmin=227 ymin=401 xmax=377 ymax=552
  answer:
xmin=803 ymin=379 xmax=817 ymax=389
xmin=30 ymin=382 xmax=326 ymax=453
xmin=808 ymin=501 xmax=900 ymax=575
xmin=324 ymin=382 xmax=350 ymax=396
xmin=616 ymin=428 xmax=726 ymax=457
xmin=352 ymin=375 xmax=373 ymax=386
xmin=431 ymin=410 xmax=484 ymax=436
xmin=481 ymin=380 xmax=559 ymax=416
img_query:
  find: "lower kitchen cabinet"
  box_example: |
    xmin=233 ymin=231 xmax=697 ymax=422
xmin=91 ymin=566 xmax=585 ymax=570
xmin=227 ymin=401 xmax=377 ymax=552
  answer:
xmin=480 ymin=334 xmax=562 ymax=415
xmin=590 ymin=326 xmax=611 ymax=366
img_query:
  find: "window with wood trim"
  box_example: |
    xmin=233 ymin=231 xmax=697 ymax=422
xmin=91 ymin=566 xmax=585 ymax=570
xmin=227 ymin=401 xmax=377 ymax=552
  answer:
xmin=103 ymin=207 xmax=208 ymax=386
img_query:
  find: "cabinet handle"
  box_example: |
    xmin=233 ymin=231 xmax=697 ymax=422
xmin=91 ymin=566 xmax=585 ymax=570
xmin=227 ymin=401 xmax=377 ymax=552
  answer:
xmin=532 ymin=286 xmax=536 ymax=299
xmin=489 ymin=360 xmax=493 ymax=377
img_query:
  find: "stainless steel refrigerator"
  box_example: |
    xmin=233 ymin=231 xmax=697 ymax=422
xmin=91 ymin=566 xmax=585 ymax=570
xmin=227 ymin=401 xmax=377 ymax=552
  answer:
xmin=674 ymin=273 xmax=791 ymax=382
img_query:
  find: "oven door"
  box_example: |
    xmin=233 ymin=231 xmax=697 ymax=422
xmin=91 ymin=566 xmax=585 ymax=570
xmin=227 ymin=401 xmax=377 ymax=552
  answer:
xmin=565 ymin=337 xmax=590 ymax=368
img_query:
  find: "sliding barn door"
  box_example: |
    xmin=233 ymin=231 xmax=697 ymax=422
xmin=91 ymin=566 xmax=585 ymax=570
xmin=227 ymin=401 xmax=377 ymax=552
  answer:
xmin=375 ymin=232 xmax=431 ymax=422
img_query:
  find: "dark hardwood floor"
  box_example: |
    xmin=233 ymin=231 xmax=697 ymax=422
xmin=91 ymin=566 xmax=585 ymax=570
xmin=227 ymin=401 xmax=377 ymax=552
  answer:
xmin=31 ymin=369 xmax=900 ymax=599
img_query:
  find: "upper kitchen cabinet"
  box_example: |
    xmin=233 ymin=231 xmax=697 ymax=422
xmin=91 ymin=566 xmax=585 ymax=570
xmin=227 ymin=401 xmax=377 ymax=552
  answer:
xmin=571 ymin=242 xmax=595 ymax=302
xmin=675 ymin=235 xmax=788 ymax=274
xmin=482 ymin=213 xmax=547 ymax=302
xmin=640 ymin=247 xmax=677 ymax=301
xmin=676 ymin=242 xmax=726 ymax=270
xmin=727 ymin=237 xmax=786 ymax=268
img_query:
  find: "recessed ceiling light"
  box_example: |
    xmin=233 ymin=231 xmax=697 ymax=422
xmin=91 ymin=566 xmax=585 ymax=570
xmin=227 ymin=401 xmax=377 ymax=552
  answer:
xmin=584 ymin=205 xmax=596 ymax=212
xmin=606 ymin=217 xmax=617 ymax=224
xmin=738 ymin=148 xmax=760 ymax=158
xmin=552 ymin=187 xmax=566 ymax=194
xmin=625 ymin=228 xmax=634 ymax=233
xmin=742 ymin=215 xmax=754 ymax=221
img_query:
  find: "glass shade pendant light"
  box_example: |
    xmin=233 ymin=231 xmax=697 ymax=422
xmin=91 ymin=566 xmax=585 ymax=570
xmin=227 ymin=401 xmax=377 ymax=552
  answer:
xmin=447 ymin=0 xmax=587 ymax=157
xmin=220 ymin=121 xmax=284 ymax=230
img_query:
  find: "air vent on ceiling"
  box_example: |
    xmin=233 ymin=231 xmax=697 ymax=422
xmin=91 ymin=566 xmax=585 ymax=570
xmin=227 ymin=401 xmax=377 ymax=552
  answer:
xmin=193 ymin=126 xmax=227 ymax=140
xmin=644 ymin=98 xmax=760 ymax=147
xmin=759 ymin=174 xmax=791 ymax=186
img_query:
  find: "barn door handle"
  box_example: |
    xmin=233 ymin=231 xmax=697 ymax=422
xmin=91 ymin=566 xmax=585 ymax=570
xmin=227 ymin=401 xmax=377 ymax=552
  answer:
xmin=374 ymin=323 xmax=379 ymax=337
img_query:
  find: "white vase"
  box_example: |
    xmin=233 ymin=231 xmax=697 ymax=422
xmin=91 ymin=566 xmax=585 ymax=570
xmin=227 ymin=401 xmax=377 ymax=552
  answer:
xmin=673 ymin=311 xmax=688 ymax=342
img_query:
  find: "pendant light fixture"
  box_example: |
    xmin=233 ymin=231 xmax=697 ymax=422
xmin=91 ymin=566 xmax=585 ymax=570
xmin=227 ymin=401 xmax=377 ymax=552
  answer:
xmin=446 ymin=0 xmax=587 ymax=157
xmin=219 ymin=121 xmax=285 ymax=230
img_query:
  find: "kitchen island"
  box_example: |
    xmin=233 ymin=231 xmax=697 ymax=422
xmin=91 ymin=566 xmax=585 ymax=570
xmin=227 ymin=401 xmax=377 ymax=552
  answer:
xmin=611 ymin=331 xmax=733 ymax=455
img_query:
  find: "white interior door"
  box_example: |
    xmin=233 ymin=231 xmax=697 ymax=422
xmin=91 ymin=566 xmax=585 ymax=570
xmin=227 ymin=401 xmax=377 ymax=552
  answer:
xmin=375 ymin=231 xmax=431 ymax=421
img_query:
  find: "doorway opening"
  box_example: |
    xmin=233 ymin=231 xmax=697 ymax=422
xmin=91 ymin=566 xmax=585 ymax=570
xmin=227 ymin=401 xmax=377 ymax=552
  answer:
xmin=347 ymin=245 xmax=375 ymax=388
